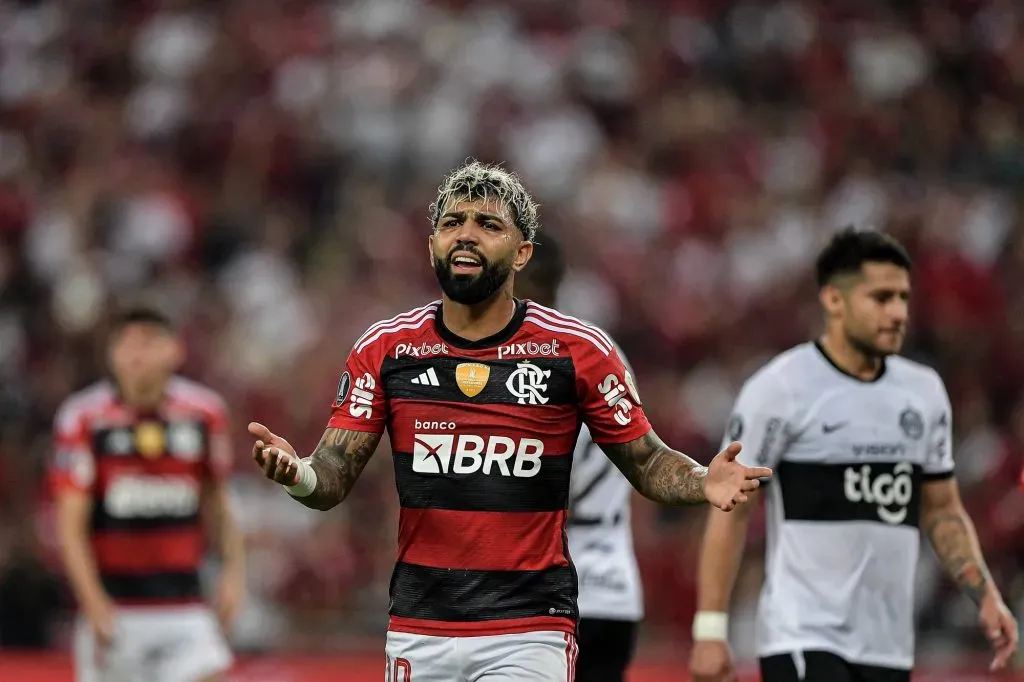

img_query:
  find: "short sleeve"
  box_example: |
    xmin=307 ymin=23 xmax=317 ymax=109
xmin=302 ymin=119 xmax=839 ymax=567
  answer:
xmin=49 ymin=402 xmax=96 ymax=494
xmin=922 ymin=371 xmax=954 ymax=479
xmin=722 ymin=368 xmax=793 ymax=469
xmin=205 ymin=396 xmax=233 ymax=482
xmin=326 ymin=342 xmax=387 ymax=433
xmin=576 ymin=341 xmax=651 ymax=445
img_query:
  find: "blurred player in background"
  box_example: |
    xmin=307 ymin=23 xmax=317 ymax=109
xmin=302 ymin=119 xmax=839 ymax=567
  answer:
xmin=689 ymin=229 xmax=1018 ymax=682
xmin=50 ymin=306 xmax=244 ymax=682
xmin=248 ymin=160 xmax=770 ymax=681
xmin=516 ymin=237 xmax=643 ymax=682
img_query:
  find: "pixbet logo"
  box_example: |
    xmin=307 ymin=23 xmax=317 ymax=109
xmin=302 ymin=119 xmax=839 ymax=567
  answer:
xmin=497 ymin=339 xmax=559 ymax=360
xmin=843 ymin=461 xmax=913 ymax=525
xmin=412 ymin=434 xmax=544 ymax=477
xmin=597 ymin=373 xmax=633 ymax=426
xmin=394 ymin=342 xmax=449 ymax=358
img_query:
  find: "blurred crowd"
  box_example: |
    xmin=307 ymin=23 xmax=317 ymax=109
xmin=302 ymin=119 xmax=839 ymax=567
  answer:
xmin=1 ymin=0 xmax=1024 ymax=664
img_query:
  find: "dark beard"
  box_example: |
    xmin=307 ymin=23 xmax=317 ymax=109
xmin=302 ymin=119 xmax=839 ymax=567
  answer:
xmin=433 ymin=252 xmax=512 ymax=305
xmin=846 ymin=330 xmax=890 ymax=360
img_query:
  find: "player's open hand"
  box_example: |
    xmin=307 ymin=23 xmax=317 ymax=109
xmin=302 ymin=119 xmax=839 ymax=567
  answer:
xmin=979 ymin=590 xmax=1019 ymax=671
xmin=704 ymin=442 xmax=772 ymax=512
xmin=249 ymin=422 xmax=300 ymax=486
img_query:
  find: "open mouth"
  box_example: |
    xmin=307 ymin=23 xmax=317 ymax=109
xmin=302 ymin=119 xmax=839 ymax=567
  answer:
xmin=450 ymin=252 xmax=483 ymax=274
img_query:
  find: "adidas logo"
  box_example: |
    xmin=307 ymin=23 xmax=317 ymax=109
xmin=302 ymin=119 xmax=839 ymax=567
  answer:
xmin=410 ymin=367 xmax=440 ymax=386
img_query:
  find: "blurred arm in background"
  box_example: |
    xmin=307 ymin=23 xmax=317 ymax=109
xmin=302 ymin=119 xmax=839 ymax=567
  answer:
xmin=921 ymin=477 xmax=1018 ymax=670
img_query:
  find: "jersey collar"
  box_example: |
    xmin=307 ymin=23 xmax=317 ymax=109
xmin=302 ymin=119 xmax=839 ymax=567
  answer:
xmin=434 ymin=299 xmax=528 ymax=350
xmin=813 ymin=340 xmax=887 ymax=383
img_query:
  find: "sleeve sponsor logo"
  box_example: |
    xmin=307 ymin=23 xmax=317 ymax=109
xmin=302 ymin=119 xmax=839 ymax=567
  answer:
xmin=597 ymin=373 xmax=634 ymax=426
xmin=756 ymin=417 xmax=783 ymax=465
xmin=349 ymin=373 xmax=376 ymax=419
xmin=55 ymin=447 xmax=95 ymax=487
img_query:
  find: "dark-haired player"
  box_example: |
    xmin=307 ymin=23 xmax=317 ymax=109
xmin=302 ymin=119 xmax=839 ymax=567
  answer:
xmin=249 ymin=160 xmax=772 ymax=681
xmin=516 ymin=237 xmax=643 ymax=682
xmin=689 ymin=229 xmax=1018 ymax=682
xmin=51 ymin=307 xmax=243 ymax=682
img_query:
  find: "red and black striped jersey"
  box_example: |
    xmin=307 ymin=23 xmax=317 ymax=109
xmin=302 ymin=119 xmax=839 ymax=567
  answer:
xmin=328 ymin=299 xmax=651 ymax=637
xmin=48 ymin=377 xmax=232 ymax=606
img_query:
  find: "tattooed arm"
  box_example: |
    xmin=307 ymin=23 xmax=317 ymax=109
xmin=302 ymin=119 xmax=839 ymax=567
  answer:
xmin=920 ymin=476 xmax=994 ymax=604
xmin=249 ymin=422 xmax=383 ymax=512
xmin=599 ymin=431 xmax=770 ymax=510
xmin=294 ymin=428 xmax=383 ymax=511
xmin=599 ymin=431 xmax=708 ymax=505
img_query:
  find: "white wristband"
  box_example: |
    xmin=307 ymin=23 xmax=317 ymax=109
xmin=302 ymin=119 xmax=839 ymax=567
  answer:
xmin=692 ymin=611 xmax=729 ymax=641
xmin=285 ymin=457 xmax=318 ymax=498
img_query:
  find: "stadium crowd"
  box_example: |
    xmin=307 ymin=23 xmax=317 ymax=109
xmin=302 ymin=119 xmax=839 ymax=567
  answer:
xmin=0 ymin=0 xmax=1023 ymax=666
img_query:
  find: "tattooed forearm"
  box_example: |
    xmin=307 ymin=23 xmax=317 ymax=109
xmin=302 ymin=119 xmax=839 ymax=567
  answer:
xmin=294 ymin=428 xmax=382 ymax=511
xmin=600 ymin=432 xmax=708 ymax=505
xmin=924 ymin=509 xmax=992 ymax=605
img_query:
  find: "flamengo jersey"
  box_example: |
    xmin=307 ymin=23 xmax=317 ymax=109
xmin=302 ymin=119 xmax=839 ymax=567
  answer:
xmin=724 ymin=342 xmax=953 ymax=670
xmin=49 ymin=377 xmax=232 ymax=605
xmin=567 ymin=337 xmax=643 ymax=623
xmin=329 ymin=299 xmax=651 ymax=637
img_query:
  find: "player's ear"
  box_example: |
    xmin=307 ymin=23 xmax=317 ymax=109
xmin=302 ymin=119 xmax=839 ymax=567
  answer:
xmin=428 ymin=233 xmax=436 ymax=267
xmin=168 ymin=336 xmax=186 ymax=372
xmin=819 ymin=284 xmax=845 ymax=317
xmin=511 ymin=240 xmax=534 ymax=273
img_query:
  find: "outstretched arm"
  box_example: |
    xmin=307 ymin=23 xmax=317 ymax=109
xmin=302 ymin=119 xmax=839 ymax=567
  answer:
xmin=599 ymin=432 xmax=770 ymax=510
xmin=599 ymin=430 xmax=708 ymax=505
xmin=250 ymin=423 xmax=382 ymax=512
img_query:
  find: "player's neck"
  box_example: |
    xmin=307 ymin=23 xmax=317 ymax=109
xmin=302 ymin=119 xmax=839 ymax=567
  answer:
xmin=818 ymin=333 xmax=883 ymax=381
xmin=441 ymin=290 xmax=518 ymax=342
xmin=118 ymin=382 xmax=167 ymax=411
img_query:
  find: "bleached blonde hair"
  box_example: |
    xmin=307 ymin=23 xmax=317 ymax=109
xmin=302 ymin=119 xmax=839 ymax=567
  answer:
xmin=429 ymin=160 xmax=540 ymax=241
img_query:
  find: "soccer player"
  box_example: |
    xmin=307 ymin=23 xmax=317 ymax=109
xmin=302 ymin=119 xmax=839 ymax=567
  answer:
xmin=50 ymin=306 xmax=243 ymax=682
xmin=689 ymin=229 xmax=1019 ymax=682
xmin=249 ymin=160 xmax=772 ymax=682
xmin=515 ymin=237 xmax=643 ymax=682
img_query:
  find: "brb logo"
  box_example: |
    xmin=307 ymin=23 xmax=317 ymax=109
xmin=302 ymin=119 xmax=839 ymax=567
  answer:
xmin=506 ymin=362 xmax=550 ymax=405
xmin=412 ymin=434 xmax=544 ymax=477
xmin=349 ymin=373 xmax=376 ymax=419
xmin=497 ymin=340 xmax=559 ymax=359
xmin=843 ymin=461 xmax=914 ymax=525
xmin=104 ymin=475 xmax=200 ymax=519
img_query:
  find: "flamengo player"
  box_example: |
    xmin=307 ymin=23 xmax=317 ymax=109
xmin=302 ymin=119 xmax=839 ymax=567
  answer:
xmin=249 ymin=160 xmax=772 ymax=681
xmin=689 ymin=230 xmax=1018 ymax=682
xmin=50 ymin=307 xmax=244 ymax=682
xmin=516 ymin=238 xmax=644 ymax=682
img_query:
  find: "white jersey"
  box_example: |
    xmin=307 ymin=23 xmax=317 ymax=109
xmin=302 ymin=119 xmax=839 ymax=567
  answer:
xmin=725 ymin=342 xmax=953 ymax=670
xmin=567 ymin=339 xmax=643 ymax=623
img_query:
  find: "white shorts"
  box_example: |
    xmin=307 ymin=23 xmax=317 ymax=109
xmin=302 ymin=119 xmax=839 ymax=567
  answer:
xmin=73 ymin=605 xmax=233 ymax=682
xmin=385 ymin=630 xmax=578 ymax=682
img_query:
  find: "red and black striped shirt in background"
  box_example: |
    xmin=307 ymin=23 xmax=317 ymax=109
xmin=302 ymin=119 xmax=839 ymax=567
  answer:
xmin=329 ymin=299 xmax=651 ymax=637
xmin=49 ymin=378 xmax=232 ymax=606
